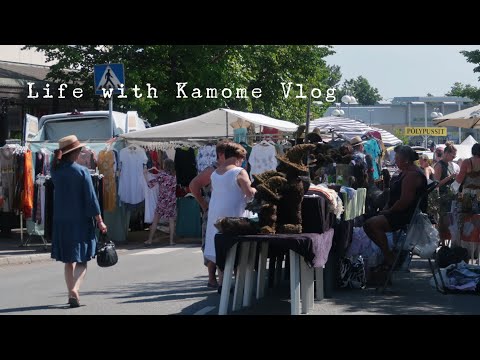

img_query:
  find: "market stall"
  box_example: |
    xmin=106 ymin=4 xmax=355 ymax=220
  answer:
xmin=118 ymin=108 xmax=300 ymax=240
xmin=305 ymin=116 xmax=402 ymax=147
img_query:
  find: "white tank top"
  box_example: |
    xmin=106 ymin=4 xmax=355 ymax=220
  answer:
xmin=204 ymin=166 xmax=246 ymax=263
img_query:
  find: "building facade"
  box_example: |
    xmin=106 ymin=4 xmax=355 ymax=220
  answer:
xmin=324 ymin=96 xmax=476 ymax=144
xmin=0 ymin=61 xmax=96 ymax=145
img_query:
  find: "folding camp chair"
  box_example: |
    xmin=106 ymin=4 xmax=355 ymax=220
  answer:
xmin=378 ymin=180 xmax=439 ymax=293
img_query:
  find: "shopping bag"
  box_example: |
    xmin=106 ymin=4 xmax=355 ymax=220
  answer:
xmin=405 ymin=211 xmax=439 ymax=258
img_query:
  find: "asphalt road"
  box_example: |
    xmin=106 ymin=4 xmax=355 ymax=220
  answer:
xmin=0 ymin=244 xmax=221 ymax=315
xmin=1 ymin=245 xmax=479 ymax=315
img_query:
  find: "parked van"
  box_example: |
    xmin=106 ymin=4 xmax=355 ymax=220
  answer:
xmin=29 ymin=110 xmax=148 ymax=141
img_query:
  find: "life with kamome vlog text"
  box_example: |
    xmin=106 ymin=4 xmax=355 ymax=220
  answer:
xmin=26 ymin=82 xmax=337 ymax=102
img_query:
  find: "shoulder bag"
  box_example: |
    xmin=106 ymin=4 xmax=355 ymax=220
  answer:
xmin=96 ymin=232 xmax=118 ymax=267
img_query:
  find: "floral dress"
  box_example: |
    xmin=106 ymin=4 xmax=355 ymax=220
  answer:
xmin=148 ymin=171 xmax=177 ymax=219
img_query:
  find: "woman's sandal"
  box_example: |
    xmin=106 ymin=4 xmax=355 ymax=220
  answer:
xmin=68 ymin=297 xmax=80 ymax=308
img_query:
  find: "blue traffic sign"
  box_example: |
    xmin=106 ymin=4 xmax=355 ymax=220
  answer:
xmin=94 ymin=63 xmax=125 ymax=95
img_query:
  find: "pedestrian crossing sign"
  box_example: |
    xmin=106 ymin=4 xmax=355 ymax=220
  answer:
xmin=94 ymin=63 xmax=125 ymax=95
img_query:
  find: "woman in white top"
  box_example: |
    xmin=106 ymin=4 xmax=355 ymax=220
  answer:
xmin=204 ymin=142 xmax=257 ymax=294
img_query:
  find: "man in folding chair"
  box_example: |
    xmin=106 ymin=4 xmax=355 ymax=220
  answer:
xmin=364 ymin=145 xmax=427 ymax=284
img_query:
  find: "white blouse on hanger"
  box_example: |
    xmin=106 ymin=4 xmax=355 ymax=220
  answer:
xmin=248 ymin=141 xmax=278 ymax=179
xmin=118 ymin=145 xmax=148 ymax=205
xmin=143 ymin=172 xmax=160 ymax=223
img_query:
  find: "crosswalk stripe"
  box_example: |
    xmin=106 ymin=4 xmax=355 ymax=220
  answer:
xmin=131 ymin=248 xmax=182 ymax=256
xmin=130 ymin=244 xmax=199 ymax=256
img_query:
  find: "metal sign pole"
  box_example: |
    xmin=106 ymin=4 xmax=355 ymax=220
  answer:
xmin=109 ymin=97 xmax=114 ymax=137
xmin=94 ymin=63 xmax=124 ymax=137
xmin=424 ymin=103 xmax=428 ymax=148
xmin=20 ymin=211 xmax=23 ymax=244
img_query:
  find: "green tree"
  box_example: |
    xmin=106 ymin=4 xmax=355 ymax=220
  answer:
xmin=394 ymin=128 xmax=409 ymax=145
xmin=460 ymin=49 xmax=480 ymax=80
xmin=445 ymin=82 xmax=480 ymax=104
xmin=324 ymin=65 xmax=342 ymax=88
xmin=337 ymin=76 xmax=382 ymax=105
xmin=24 ymin=45 xmax=338 ymax=125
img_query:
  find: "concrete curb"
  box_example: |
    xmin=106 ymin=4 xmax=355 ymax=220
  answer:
xmin=0 ymin=248 xmax=134 ymax=267
xmin=0 ymin=253 xmax=52 ymax=266
xmin=0 ymin=243 xmax=197 ymax=266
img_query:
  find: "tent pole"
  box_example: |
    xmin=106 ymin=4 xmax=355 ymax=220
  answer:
xmin=226 ymin=112 xmax=229 ymax=137
xmin=306 ymin=92 xmax=311 ymax=133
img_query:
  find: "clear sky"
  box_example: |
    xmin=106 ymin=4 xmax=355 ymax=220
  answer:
xmin=0 ymin=45 xmax=51 ymax=65
xmin=2 ymin=45 xmax=480 ymax=100
xmin=327 ymin=45 xmax=480 ymax=99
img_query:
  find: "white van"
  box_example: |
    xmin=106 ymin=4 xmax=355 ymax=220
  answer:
xmin=29 ymin=110 xmax=147 ymax=141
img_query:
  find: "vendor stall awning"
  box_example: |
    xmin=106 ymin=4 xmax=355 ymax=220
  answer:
xmin=306 ymin=116 xmax=402 ymax=147
xmin=120 ymin=108 xmax=298 ymax=141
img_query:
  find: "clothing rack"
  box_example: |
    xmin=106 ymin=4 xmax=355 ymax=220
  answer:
xmin=123 ymin=131 xmax=296 ymax=151
xmin=0 ymin=145 xmax=29 ymax=246
xmin=126 ymin=137 xmax=218 ymax=150
xmin=22 ymin=174 xmax=50 ymax=250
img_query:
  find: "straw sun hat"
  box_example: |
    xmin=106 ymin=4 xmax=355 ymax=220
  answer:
xmin=57 ymin=135 xmax=85 ymax=157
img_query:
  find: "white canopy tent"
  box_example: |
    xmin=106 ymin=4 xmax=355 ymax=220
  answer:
xmin=121 ymin=108 xmax=298 ymax=143
xmin=461 ymin=135 xmax=477 ymax=147
xmin=306 ymin=116 xmax=402 ymax=146
xmin=454 ymin=135 xmax=478 ymax=161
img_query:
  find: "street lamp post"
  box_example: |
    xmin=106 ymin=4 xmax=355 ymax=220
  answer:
xmin=332 ymin=103 xmax=345 ymax=117
xmin=305 ymin=95 xmax=323 ymax=134
xmin=341 ymin=94 xmax=357 ymax=118
xmin=424 ymin=102 xmax=428 ymax=148
xmin=430 ymin=107 xmax=443 ymax=147
xmin=411 ymin=101 xmax=426 ymax=147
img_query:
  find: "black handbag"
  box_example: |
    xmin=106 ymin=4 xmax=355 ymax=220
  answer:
xmin=96 ymin=233 xmax=118 ymax=267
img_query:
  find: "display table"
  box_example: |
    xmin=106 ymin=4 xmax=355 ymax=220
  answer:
xmin=215 ymin=231 xmax=334 ymax=315
xmin=301 ymin=190 xmax=366 ymax=296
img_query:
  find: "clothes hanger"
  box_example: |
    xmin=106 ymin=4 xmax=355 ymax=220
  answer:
xmin=260 ymin=135 xmax=273 ymax=146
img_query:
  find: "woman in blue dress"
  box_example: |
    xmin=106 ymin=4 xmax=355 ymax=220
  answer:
xmin=50 ymin=135 xmax=107 ymax=308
